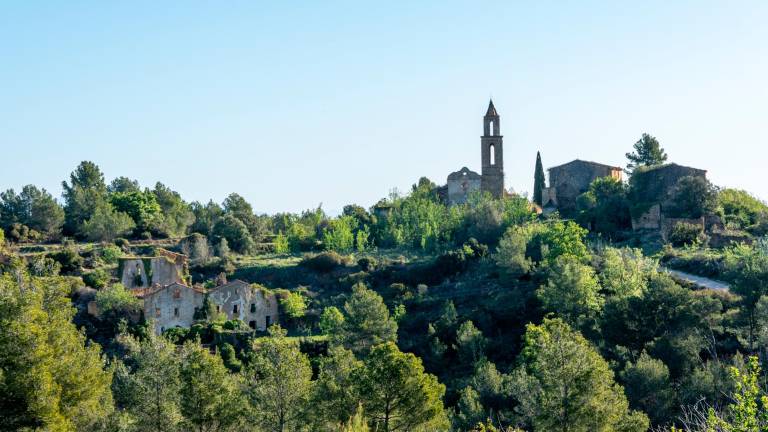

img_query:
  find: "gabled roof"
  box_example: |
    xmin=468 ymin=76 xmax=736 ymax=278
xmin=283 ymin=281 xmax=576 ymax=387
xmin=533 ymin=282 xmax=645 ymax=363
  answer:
xmin=210 ymin=279 xmax=251 ymax=293
xmin=485 ymin=99 xmax=498 ymax=117
xmin=548 ymin=159 xmax=623 ymax=172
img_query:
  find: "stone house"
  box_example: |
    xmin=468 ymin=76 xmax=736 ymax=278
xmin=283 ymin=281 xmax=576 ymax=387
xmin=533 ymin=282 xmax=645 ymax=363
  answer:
xmin=541 ymin=159 xmax=623 ymax=213
xmin=137 ymin=282 xmax=205 ymax=335
xmin=629 ymin=163 xmax=708 ymax=232
xmin=120 ymin=249 xmax=188 ymax=289
xmin=208 ymin=280 xmax=279 ymax=331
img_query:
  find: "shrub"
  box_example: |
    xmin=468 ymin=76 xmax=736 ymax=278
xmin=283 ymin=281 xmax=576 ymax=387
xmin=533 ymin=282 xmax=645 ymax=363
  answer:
xmin=301 ymin=251 xmax=347 ymax=272
xmin=100 ymin=244 xmax=123 ymax=264
xmin=114 ymin=237 xmax=130 ymax=251
xmin=669 ymin=222 xmax=706 ymax=247
xmin=48 ymin=247 xmax=83 ymax=274
xmin=82 ymin=268 xmax=110 ymax=289
xmin=358 ymin=256 xmax=378 ymax=272
xmin=279 ymin=291 xmax=308 ymax=319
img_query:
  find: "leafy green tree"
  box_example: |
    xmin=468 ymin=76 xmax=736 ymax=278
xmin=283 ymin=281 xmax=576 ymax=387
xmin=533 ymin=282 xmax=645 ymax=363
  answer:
xmin=0 ymin=185 xmax=64 ymax=237
xmin=80 ymin=200 xmax=135 ymax=241
xmin=311 ymin=346 xmax=363 ymax=428
xmin=336 ymin=283 xmax=398 ymax=354
xmin=341 ymin=404 xmax=370 ymax=432
xmin=494 ymin=225 xmax=535 ymax=277
xmin=190 ymin=200 xmax=224 ymax=236
xmin=178 ymin=342 xmax=248 ymax=431
xmin=0 ymin=273 xmax=114 ymax=431
xmin=319 ymin=306 xmax=345 ymax=335
xmin=108 ymin=176 xmax=141 ymax=193
xmin=110 ymin=189 xmax=162 ymax=234
xmin=273 ymin=231 xmax=290 ymax=254
xmin=152 ymin=182 xmax=194 ymax=237
xmin=95 ymin=284 xmax=143 ymax=333
xmin=279 ymin=291 xmax=307 ymax=319
xmin=598 ymin=247 xmax=657 ymax=298
xmin=246 ymin=326 xmax=313 ymax=432
xmin=456 ymin=320 xmax=487 ymax=364
xmin=668 ymin=175 xmax=719 ymax=219
xmin=718 ymin=188 xmax=768 ymax=231
xmin=511 ymin=318 xmax=649 ymax=432
xmin=533 ymin=151 xmax=546 ymax=206
xmin=620 ymin=352 xmax=675 ymax=426
xmin=625 ymin=133 xmax=667 ymax=171
xmin=537 ymin=255 xmax=603 ymax=326
xmin=454 ymin=386 xmax=486 ymax=431
xmin=62 ymin=161 xmax=109 ymax=236
xmin=538 ymin=220 xmax=589 ymax=263
xmin=725 ymin=244 xmax=768 ymax=351
xmin=355 ymin=342 xmax=449 ymax=432
xmin=212 ymin=214 xmax=254 ymax=254
xmin=576 ymin=177 xmax=630 ymax=235
xmin=323 ymin=215 xmax=356 ymax=252
xmin=112 ymin=331 xmax=183 ymax=432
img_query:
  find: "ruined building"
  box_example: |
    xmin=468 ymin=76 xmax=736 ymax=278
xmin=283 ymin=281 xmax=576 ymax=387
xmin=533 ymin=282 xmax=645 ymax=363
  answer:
xmin=541 ymin=159 xmax=623 ymax=214
xmin=443 ymin=100 xmax=506 ymax=205
xmin=119 ymin=248 xmax=189 ymax=289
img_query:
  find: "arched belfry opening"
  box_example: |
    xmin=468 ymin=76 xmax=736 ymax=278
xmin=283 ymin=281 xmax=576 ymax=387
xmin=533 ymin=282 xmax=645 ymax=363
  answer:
xmin=481 ymin=99 xmax=504 ymax=198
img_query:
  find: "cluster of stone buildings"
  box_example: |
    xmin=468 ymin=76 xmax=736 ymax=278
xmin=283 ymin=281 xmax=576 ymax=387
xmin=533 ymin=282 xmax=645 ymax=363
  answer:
xmin=440 ymin=99 xmax=709 ymax=238
xmin=96 ymin=249 xmax=279 ymax=335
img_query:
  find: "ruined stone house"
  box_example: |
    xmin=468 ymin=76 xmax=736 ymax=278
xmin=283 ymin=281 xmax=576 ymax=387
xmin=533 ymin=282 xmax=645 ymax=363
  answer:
xmin=443 ymin=100 xmax=506 ymax=205
xmin=541 ymin=160 xmax=623 ymax=214
xmin=629 ymin=163 xmax=708 ymax=233
xmin=136 ymin=282 xmax=205 ymax=335
xmin=207 ymin=279 xmax=279 ymax=331
xmin=119 ymin=248 xmax=188 ymax=289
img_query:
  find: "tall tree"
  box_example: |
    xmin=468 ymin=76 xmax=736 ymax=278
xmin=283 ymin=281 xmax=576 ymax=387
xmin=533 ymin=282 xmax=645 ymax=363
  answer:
xmin=153 ymin=182 xmax=194 ymax=237
xmin=355 ymin=342 xmax=449 ymax=432
xmin=335 ymin=283 xmax=398 ymax=355
xmin=625 ymin=133 xmax=667 ymax=171
xmin=311 ymin=346 xmax=364 ymax=428
xmin=533 ymin=151 xmax=546 ymax=206
xmin=61 ymin=161 xmax=109 ymax=236
xmin=113 ymin=331 xmax=183 ymax=431
xmin=246 ymin=326 xmax=313 ymax=432
xmin=511 ymin=318 xmax=649 ymax=432
xmin=537 ymin=255 xmax=604 ymax=326
xmin=0 ymin=272 xmax=114 ymax=431
xmin=178 ymin=342 xmax=248 ymax=432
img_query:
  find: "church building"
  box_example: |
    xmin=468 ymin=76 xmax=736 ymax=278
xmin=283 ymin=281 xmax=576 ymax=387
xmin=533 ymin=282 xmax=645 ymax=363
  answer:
xmin=443 ymin=100 xmax=506 ymax=205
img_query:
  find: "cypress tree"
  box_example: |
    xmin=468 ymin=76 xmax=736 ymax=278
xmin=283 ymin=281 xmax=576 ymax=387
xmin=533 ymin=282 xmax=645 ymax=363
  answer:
xmin=533 ymin=151 xmax=546 ymax=206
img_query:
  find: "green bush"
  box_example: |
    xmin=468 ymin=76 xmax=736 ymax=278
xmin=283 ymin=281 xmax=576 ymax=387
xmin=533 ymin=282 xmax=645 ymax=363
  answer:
xmin=82 ymin=268 xmax=110 ymax=289
xmin=301 ymin=251 xmax=347 ymax=272
xmin=669 ymin=222 xmax=706 ymax=247
xmin=357 ymin=256 xmax=378 ymax=272
xmin=47 ymin=247 xmax=83 ymax=274
xmin=114 ymin=237 xmax=130 ymax=250
xmin=100 ymin=244 xmax=123 ymax=264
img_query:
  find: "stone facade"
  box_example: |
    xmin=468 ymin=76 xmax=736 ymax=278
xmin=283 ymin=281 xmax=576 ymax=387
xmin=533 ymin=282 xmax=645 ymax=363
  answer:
xmin=542 ymin=160 xmax=623 ymax=213
xmin=208 ymin=280 xmax=279 ymax=331
xmin=138 ymin=282 xmax=205 ymax=335
xmin=446 ymin=167 xmax=481 ymax=205
xmin=630 ymin=163 xmax=708 ymax=231
xmin=444 ymin=100 xmax=505 ymax=205
xmin=120 ymin=249 xmax=188 ymax=289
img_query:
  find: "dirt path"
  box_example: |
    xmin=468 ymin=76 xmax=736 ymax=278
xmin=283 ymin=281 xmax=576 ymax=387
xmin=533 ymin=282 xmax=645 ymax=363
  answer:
xmin=664 ymin=268 xmax=730 ymax=291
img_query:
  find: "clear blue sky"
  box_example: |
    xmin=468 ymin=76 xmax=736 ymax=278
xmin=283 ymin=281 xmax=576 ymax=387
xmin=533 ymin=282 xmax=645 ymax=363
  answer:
xmin=2 ymin=1 xmax=767 ymax=214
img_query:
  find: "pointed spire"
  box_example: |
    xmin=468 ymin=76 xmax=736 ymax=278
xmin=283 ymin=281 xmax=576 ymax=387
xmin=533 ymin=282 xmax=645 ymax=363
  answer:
xmin=485 ymin=99 xmax=498 ymax=117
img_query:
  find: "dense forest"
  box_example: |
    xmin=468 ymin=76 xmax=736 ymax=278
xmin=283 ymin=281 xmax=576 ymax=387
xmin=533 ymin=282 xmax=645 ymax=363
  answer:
xmin=4 ymin=134 xmax=768 ymax=432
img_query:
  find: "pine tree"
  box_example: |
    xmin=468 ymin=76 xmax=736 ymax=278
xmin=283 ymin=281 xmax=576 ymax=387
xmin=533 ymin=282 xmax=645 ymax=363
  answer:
xmin=625 ymin=133 xmax=668 ymax=171
xmin=533 ymin=151 xmax=546 ymax=206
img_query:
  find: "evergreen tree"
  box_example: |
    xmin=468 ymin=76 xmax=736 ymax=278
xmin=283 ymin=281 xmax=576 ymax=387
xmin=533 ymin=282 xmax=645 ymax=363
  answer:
xmin=533 ymin=151 xmax=546 ymax=206
xmin=355 ymin=342 xmax=449 ymax=432
xmin=246 ymin=326 xmax=313 ymax=432
xmin=335 ymin=283 xmax=398 ymax=355
xmin=625 ymin=133 xmax=668 ymax=171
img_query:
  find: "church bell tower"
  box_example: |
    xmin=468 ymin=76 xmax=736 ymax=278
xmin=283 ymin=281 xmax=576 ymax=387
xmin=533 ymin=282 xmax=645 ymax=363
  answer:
xmin=481 ymin=99 xmax=504 ymax=198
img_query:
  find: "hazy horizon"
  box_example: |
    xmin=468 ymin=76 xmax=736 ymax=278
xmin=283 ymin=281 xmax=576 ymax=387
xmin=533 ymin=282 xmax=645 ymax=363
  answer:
xmin=2 ymin=1 xmax=767 ymax=214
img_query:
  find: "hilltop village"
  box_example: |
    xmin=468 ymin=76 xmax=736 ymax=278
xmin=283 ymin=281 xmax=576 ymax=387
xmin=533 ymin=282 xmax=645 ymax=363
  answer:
xmin=3 ymin=99 xmax=768 ymax=431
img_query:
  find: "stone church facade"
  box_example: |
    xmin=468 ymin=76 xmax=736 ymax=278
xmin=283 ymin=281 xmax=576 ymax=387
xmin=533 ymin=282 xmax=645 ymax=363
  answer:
xmin=443 ymin=100 xmax=506 ymax=205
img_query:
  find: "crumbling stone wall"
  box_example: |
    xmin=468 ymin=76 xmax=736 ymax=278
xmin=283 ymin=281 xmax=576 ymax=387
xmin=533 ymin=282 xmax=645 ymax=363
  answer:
xmin=208 ymin=280 xmax=279 ymax=330
xmin=546 ymin=160 xmax=623 ymax=212
xmin=446 ymin=167 xmax=481 ymax=205
xmin=120 ymin=257 xmax=185 ymax=289
xmin=141 ymin=283 xmax=205 ymax=335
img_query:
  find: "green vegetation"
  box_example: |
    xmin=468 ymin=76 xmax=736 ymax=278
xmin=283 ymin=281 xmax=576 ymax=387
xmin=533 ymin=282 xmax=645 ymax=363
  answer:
xmin=5 ymin=153 xmax=768 ymax=431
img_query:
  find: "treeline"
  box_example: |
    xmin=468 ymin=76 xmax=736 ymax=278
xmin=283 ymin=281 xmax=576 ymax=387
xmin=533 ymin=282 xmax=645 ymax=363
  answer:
xmin=0 ymin=162 xmax=535 ymax=255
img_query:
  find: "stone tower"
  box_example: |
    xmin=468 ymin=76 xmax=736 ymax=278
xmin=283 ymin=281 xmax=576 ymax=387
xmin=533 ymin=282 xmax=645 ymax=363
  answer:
xmin=481 ymin=99 xmax=504 ymax=198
